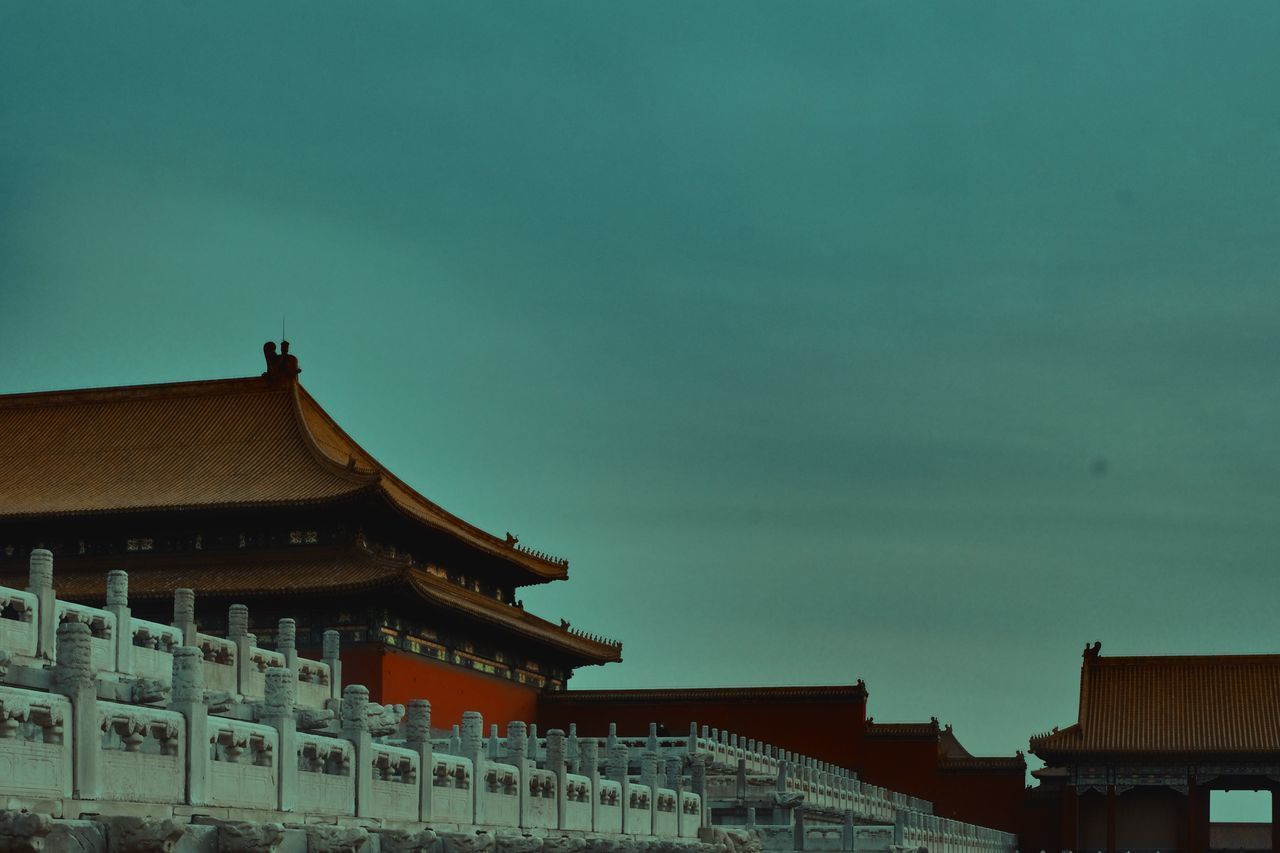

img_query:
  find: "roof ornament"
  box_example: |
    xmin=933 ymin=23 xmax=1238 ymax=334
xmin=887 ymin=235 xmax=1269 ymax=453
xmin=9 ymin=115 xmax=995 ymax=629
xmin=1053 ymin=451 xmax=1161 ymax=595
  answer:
xmin=505 ymin=532 xmax=519 ymax=546
xmin=1083 ymin=641 xmax=1102 ymax=662
xmin=262 ymin=340 xmax=301 ymax=381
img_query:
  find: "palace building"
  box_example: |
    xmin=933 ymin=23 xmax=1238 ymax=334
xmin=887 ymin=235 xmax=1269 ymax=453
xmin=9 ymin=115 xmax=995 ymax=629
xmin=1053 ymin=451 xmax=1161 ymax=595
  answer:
xmin=0 ymin=342 xmax=1029 ymax=839
xmin=0 ymin=343 xmax=620 ymax=725
xmin=1027 ymin=642 xmax=1280 ymax=853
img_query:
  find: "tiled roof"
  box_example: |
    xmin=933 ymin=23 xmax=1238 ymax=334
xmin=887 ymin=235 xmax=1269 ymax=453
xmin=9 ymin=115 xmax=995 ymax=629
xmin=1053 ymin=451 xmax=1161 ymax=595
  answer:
xmin=0 ymin=378 xmax=368 ymax=515
xmin=541 ymin=684 xmax=868 ymax=704
xmin=1030 ymin=651 xmax=1280 ymax=759
xmin=0 ymin=372 xmax=567 ymax=582
xmin=938 ymin=755 xmax=1026 ymax=773
xmin=0 ymin=546 xmax=616 ymax=663
xmin=864 ymin=720 xmax=940 ymax=738
xmin=406 ymin=568 xmax=621 ymax=662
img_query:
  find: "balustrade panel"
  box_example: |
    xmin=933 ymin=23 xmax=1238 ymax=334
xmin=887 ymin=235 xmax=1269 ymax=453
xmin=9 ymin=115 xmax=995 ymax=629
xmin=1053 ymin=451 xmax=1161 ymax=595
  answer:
xmin=97 ymin=701 xmax=185 ymax=803
xmin=0 ymin=686 xmax=71 ymax=800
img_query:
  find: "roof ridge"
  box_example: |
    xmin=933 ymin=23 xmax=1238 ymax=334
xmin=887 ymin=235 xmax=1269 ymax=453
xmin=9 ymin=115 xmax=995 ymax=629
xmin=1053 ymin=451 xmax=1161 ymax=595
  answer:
xmin=0 ymin=375 xmax=270 ymax=409
xmin=1093 ymin=652 xmax=1280 ymax=664
xmin=294 ymin=384 xmax=570 ymax=581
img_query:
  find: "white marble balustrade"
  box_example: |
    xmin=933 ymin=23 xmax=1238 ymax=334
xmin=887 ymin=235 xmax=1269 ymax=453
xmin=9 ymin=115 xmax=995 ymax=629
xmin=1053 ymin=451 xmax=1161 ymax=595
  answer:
xmin=0 ymin=551 xmax=1017 ymax=853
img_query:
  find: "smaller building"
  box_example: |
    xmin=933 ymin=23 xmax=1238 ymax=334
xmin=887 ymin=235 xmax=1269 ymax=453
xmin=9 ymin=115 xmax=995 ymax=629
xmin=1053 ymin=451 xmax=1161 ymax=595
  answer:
xmin=1029 ymin=643 xmax=1280 ymax=853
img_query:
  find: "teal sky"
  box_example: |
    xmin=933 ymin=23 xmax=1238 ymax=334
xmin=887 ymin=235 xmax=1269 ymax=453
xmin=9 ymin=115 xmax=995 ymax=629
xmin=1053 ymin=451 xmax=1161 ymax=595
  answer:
xmin=3 ymin=2 xmax=1280 ymax=792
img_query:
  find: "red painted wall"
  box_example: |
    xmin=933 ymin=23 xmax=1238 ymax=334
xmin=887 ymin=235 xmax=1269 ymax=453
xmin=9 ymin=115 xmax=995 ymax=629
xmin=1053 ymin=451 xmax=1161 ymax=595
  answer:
xmin=934 ymin=771 xmax=1027 ymax=834
xmin=335 ymin=643 xmax=540 ymax=729
xmin=538 ymin=696 xmax=866 ymax=768
xmin=859 ymin=735 xmax=940 ymax=800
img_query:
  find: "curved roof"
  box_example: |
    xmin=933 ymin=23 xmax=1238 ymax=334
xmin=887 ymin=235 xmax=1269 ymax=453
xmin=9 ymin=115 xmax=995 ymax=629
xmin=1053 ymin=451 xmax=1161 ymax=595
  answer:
xmin=0 ymin=371 xmax=569 ymax=582
xmin=1030 ymin=650 xmax=1280 ymax=759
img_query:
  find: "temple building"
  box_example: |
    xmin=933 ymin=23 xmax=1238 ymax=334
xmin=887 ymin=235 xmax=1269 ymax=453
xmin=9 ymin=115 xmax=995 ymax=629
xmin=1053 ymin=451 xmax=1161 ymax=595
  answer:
xmin=0 ymin=342 xmax=1029 ymax=839
xmin=0 ymin=343 xmax=620 ymax=725
xmin=1027 ymin=642 xmax=1280 ymax=853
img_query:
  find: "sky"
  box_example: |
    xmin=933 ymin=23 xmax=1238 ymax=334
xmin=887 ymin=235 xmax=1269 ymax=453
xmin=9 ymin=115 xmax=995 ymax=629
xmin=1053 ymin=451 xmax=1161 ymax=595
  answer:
xmin=3 ymin=2 xmax=1280 ymax=813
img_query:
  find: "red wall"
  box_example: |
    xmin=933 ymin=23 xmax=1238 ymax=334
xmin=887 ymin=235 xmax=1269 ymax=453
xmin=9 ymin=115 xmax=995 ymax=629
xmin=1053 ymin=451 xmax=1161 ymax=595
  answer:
xmin=538 ymin=696 xmax=866 ymax=768
xmin=860 ymin=735 xmax=940 ymax=800
xmin=934 ymin=770 xmax=1027 ymax=834
xmin=337 ymin=643 xmax=540 ymax=729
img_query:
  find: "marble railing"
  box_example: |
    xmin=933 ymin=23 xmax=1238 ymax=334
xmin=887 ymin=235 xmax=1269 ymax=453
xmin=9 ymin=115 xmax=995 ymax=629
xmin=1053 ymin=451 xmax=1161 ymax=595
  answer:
xmin=897 ymin=810 xmax=1017 ymax=853
xmin=444 ymin=721 xmax=928 ymax=828
xmin=0 ymin=550 xmax=1017 ymax=853
xmin=0 ymin=550 xmax=711 ymax=840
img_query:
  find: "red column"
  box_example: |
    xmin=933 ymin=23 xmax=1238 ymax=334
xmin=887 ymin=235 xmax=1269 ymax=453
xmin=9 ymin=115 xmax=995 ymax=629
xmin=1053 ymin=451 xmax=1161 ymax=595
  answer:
xmin=1061 ymin=786 xmax=1078 ymax=852
xmin=1106 ymin=785 xmax=1117 ymax=853
xmin=1186 ymin=776 xmax=1199 ymax=853
xmin=1271 ymin=785 xmax=1280 ymax=853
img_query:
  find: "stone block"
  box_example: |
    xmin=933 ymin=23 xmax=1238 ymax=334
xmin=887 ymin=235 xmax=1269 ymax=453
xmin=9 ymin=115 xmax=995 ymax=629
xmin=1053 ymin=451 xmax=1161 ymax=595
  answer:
xmin=540 ymin=837 xmax=586 ymax=853
xmin=46 ymin=820 xmax=108 ymax=853
xmin=214 ymin=820 xmax=288 ymax=852
xmin=440 ymin=830 xmax=495 ymax=853
xmin=494 ymin=834 xmax=543 ymax=853
xmin=95 ymin=815 xmax=185 ymax=852
xmin=295 ymin=823 xmax=372 ymax=852
xmin=373 ymin=828 xmax=440 ymax=853
xmin=173 ymin=825 xmax=219 ymax=853
xmin=0 ymin=810 xmax=54 ymax=852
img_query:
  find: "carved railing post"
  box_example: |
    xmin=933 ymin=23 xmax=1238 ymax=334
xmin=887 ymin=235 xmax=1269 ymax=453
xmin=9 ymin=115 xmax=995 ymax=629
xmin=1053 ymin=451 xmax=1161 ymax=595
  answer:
xmin=54 ymin=620 xmax=99 ymax=800
xmin=607 ymin=742 xmax=629 ymax=833
xmin=260 ymin=667 xmax=298 ymax=812
xmin=546 ymin=728 xmax=567 ymax=829
xmin=665 ymin=756 xmax=684 ymax=838
xmin=690 ymin=755 xmax=708 ymax=827
xmin=774 ymin=760 xmax=790 ymax=825
xmin=341 ymin=684 xmax=374 ymax=818
xmin=842 ymin=809 xmax=855 ymax=852
xmin=104 ymin=569 xmax=132 ymax=676
xmin=664 ymin=756 xmax=681 ymax=790
xmin=277 ymin=618 xmax=298 ymax=669
xmin=322 ymin=629 xmax=343 ymax=703
xmin=227 ymin=604 xmax=253 ymax=697
xmin=27 ymin=549 xmax=56 ymax=661
xmin=461 ymin=711 xmax=485 ymax=825
xmin=506 ymin=720 xmax=530 ymax=829
xmin=566 ymin=723 xmax=580 ymax=774
xmin=171 ymin=644 xmax=209 ymax=805
xmin=640 ymin=751 xmax=659 ymax=836
xmin=579 ymin=737 xmax=600 ymax=832
xmin=172 ymin=588 xmax=196 ymax=646
xmin=406 ymin=700 xmax=434 ymax=823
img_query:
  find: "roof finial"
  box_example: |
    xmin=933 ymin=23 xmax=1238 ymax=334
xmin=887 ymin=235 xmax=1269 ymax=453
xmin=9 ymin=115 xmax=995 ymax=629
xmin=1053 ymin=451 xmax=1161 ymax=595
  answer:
xmin=1083 ymin=640 xmax=1102 ymax=662
xmin=262 ymin=338 xmax=301 ymax=381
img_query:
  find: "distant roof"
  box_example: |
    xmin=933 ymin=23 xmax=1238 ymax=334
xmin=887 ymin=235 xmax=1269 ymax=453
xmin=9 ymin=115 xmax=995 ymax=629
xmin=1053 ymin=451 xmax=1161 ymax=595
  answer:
xmin=0 ymin=361 xmax=568 ymax=583
xmin=1030 ymin=648 xmax=1280 ymax=760
xmin=0 ymin=545 xmax=619 ymax=663
xmin=866 ymin=718 xmax=1025 ymax=773
xmin=864 ymin=720 xmax=939 ymax=738
xmin=541 ymin=683 xmax=869 ymax=704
